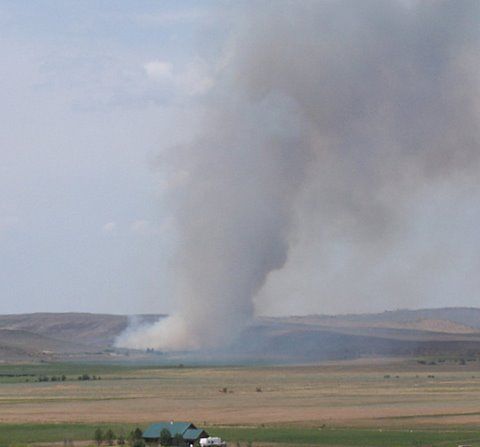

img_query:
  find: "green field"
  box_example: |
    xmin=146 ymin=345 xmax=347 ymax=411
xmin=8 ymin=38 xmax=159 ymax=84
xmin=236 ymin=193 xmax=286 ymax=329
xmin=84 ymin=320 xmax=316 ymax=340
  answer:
xmin=0 ymin=364 xmax=136 ymax=383
xmin=2 ymin=424 xmax=480 ymax=447
xmin=213 ymin=427 xmax=480 ymax=446
xmin=0 ymin=423 xmax=138 ymax=447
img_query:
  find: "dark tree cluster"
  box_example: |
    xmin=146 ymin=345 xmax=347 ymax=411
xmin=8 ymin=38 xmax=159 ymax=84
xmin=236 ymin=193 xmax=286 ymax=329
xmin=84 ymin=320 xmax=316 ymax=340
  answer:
xmin=37 ymin=375 xmax=66 ymax=382
xmin=94 ymin=427 xmax=143 ymax=447
xmin=78 ymin=373 xmax=101 ymax=381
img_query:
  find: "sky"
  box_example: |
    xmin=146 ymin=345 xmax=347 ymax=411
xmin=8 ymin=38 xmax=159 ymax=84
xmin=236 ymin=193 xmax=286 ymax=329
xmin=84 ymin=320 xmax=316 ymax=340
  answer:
xmin=0 ymin=1 xmax=226 ymax=314
xmin=1 ymin=1 xmax=479 ymax=319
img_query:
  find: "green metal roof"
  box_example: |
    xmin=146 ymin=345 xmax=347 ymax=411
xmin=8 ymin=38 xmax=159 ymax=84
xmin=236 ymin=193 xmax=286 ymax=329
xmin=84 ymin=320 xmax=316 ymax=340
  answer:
xmin=183 ymin=429 xmax=208 ymax=441
xmin=143 ymin=422 xmax=195 ymax=439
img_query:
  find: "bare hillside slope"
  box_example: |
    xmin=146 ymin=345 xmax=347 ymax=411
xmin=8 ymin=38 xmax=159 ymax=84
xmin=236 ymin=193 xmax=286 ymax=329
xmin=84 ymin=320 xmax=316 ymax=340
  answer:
xmin=1 ymin=308 xmax=480 ymax=363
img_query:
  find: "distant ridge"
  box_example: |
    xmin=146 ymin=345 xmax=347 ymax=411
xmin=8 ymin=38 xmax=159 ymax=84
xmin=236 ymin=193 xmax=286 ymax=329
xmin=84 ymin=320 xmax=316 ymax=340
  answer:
xmin=0 ymin=312 xmax=165 ymax=347
xmin=274 ymin=306 xmax=480 ymax=324
xmin=334 ymin=307 xmax=480 ymax=328
xmin=268 ymin=307 xmax=480 ymax=333
xmin=1 ymin=308 xmax=480 ymax=363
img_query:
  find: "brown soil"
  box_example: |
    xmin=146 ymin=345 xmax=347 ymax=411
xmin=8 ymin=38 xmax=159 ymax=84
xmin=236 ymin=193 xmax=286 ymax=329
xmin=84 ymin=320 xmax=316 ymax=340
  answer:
xmin=2 ymin=362 xmax=480 ymax=427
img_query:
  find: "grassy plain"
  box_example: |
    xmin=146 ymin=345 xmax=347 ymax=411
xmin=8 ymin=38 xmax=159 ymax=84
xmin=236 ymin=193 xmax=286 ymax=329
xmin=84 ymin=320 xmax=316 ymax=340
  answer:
xmin=2 ymin=359 xmax=480 ymax=446
xmin=3 ymin=424 xmax=480 ymax=447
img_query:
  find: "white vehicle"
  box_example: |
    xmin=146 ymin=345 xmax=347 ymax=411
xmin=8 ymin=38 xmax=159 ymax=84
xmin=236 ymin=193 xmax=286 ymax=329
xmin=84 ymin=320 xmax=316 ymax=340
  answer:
xmin=200 ymin=437 xmax=227 ymax=447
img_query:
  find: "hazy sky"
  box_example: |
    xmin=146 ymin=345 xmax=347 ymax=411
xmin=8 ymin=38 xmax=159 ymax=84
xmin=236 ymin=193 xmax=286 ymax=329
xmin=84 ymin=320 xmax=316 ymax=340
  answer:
xmin=0 ymin=1 xmax=225 ymax=314
xmin=1 ymin=1 xmax=479 ymax=318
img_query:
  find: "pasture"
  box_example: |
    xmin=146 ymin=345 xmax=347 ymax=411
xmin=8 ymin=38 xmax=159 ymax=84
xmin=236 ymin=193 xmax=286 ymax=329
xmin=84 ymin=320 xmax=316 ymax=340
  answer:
xmin=2 ymin=359 xmax=480 ymax=446
xmin=2 ymin=424 xmax=480 ymax=447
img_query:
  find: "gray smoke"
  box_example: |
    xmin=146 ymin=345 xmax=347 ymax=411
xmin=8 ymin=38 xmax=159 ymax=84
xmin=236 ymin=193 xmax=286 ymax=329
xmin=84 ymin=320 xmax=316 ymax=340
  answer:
xmin=117 ymin=1 xmax=480 ymax=350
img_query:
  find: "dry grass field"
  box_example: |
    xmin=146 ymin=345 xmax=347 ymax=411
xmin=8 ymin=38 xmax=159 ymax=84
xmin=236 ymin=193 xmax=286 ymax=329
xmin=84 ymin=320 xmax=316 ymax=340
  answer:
xmin=2 ymin=359 xmax=480 ymax=428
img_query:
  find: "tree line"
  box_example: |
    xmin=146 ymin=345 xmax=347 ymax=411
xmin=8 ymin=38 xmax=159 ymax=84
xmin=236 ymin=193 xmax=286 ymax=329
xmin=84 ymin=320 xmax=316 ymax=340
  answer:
xmin=94 ymin=427 xmax=144 ymax=447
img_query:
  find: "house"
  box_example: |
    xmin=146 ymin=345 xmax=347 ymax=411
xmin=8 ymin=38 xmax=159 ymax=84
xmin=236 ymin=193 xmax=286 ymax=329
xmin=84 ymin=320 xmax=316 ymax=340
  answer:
xmin=143 ymin=422 xmax=209 ymax=446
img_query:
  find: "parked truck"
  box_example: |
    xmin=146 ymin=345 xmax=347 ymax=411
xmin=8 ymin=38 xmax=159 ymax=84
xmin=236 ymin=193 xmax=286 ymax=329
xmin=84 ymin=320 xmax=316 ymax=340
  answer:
xmin=200 ymin=437 xmax=227 ymax=447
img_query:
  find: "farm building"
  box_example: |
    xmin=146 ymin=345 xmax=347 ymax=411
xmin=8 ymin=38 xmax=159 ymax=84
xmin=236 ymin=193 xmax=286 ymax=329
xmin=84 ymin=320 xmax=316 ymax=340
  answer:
xmin=143 ymin=422 xmax=209 ymax=446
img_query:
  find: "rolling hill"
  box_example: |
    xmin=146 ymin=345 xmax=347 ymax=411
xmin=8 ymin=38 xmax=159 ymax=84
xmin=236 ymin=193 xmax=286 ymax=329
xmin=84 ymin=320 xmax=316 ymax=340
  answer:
xmin=1 ymin=308 xmax=480 ymax=363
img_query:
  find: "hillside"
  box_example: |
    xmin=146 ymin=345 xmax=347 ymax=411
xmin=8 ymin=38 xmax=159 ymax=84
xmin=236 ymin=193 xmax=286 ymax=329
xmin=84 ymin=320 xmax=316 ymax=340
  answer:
xmin=271 ymin=307 xmax=480 ymax=331
xmin=1 ymin=308 xmax=480 ymax=363
xmin=0 ymin=313 xmax=125 ymax=347
xmin=0 ymin=329 xmax=92 ymax=362
xmin=0 ymin=313 xmax=163 ymax=347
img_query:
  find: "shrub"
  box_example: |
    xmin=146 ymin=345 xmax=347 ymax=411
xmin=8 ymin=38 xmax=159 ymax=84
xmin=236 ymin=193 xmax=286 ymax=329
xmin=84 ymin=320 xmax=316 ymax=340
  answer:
xmin=128 ymin=428 xmax=143 ymax=446
xmin=105 ymin=429 xmax=115 ymax=446
xmin=133 ymin=428 xmax=143 ymax=440
xmin=94 ymin=428 xmax=104 ymax=446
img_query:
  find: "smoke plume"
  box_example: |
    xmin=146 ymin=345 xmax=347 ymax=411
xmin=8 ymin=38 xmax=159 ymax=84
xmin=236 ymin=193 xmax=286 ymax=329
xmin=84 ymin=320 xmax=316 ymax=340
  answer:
xmin=117 ymin=1 xmax=480 ymax=350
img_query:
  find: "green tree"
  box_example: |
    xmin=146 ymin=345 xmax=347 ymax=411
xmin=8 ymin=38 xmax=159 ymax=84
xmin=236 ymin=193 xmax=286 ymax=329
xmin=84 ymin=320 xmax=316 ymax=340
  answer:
xmin=173 ymin=433 xmax=184 ymax=446
xmin=94 ymin=428 xmax=104 ymax=446
xmin=132 ymin=440 xmax=145 ymax=447
xmin=105 ymin=429 xmax=115 ymax=446
xmin=159 ymin=429 xmax=172 ymax=446
xmin=128 ymin=428 xmax=143 ymax=446
xmin=118 ymin=433 xmax=126 ymax=445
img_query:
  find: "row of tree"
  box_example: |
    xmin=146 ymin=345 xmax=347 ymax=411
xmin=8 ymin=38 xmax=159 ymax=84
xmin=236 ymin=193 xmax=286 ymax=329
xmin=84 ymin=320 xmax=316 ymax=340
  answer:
xmin=94 ymin=427 xmax=144 ymax=447
xmin=78 ymin=373 xmax=101 ymax=380
xmin=35 ymin=373 xmax=101 ymax=382
xmin=37 ymin=375 xmax=67 ymax=382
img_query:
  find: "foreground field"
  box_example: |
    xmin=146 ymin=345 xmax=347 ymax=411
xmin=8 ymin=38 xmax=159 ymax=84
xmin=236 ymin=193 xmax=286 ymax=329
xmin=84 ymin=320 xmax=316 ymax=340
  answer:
xmin=2 ymin=424 xmax=480 ymax=447
xmin=2 ymin=359 xmax=480 ymax=446
xmin=2 ymin=360 xmax=480 ymax=427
